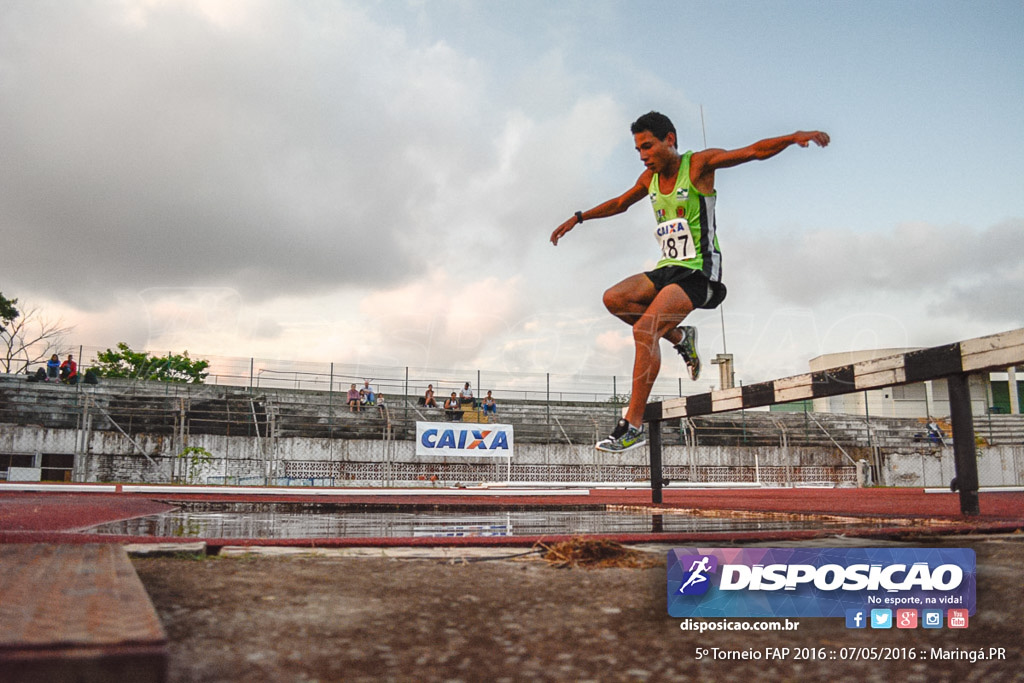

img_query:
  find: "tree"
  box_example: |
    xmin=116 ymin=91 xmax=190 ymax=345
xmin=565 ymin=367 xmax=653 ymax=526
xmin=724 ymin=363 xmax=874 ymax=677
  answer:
xmin=0 ymin=292 xmax=73 ymax=374
xmin=91 ymin=343 xmax=210 ymax=383
xmin=176 ymin=446 xmax=214 ymax=484
xmin=0 ymin=292 xmax=19 ymax=331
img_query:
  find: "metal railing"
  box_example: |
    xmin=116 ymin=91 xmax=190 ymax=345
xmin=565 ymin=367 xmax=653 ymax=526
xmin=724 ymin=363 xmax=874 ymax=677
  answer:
xmin=42 ymin=345 xmax=719 ymax=406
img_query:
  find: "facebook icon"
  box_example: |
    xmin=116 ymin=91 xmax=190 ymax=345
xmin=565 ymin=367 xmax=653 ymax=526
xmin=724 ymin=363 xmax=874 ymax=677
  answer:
xmin=845 ymin=609 xmax=867 ymax=629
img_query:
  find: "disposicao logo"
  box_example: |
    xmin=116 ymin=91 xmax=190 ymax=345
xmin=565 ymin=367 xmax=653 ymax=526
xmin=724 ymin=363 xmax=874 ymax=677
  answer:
xmin=667 ymin=547 xmax=976 ymax=619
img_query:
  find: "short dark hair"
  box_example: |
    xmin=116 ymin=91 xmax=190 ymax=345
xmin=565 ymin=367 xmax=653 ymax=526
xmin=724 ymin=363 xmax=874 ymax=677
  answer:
xmin=630 ymin=111 xmax=676 ymax=144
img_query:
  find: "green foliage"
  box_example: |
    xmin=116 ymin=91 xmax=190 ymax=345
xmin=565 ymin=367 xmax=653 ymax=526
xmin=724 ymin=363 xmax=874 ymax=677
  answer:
xmin=0 ymin=292 xmax=19 ymax=330
xmin=92 ymin=342 xmax=210 ymax=383
xmin=176 ymin=446 xmax=214 ymax=485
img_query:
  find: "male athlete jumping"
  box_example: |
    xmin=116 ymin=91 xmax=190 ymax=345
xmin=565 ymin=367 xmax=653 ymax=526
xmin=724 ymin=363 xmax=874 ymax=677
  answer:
xmin=551 ymin=111 xmax=829 ymax=452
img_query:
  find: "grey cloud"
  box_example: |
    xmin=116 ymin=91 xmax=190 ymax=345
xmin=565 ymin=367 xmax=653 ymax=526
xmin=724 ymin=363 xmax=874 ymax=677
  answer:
xmin=738 ymin=219 xmax=1024 ymax=325
xmin=0 ymin=2 xmax=498 ymax=307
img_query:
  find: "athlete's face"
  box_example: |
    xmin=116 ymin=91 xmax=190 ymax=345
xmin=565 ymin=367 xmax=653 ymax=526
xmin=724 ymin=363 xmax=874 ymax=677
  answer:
xmin=634 ymin=130 xmax=677 ymax=173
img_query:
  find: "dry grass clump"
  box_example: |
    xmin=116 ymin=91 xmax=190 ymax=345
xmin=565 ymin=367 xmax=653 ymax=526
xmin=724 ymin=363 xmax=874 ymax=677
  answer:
xmin=534 ymin=537 xmax=660 ymax=569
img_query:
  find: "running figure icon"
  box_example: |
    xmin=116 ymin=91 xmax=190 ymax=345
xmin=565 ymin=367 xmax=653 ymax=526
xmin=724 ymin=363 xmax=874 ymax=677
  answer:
xmin=678 ymin=556 xmax=713 ymax=594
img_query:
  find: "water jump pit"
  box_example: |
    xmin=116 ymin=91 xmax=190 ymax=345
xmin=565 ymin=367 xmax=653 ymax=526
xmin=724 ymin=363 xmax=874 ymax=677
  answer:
xmin=9 ymin=486 xmax=1016 ymax=548
xmin=81 ymin=501 xmax=950 ymax=543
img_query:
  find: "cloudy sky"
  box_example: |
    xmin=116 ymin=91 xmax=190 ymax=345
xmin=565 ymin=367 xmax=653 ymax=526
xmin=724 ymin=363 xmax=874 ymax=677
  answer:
xmin=2 ymin=0 xmax=1022 ymax=391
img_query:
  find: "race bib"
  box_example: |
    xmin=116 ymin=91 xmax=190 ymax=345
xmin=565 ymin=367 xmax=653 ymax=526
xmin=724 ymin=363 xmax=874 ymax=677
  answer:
xmin=655 ymin=220 xmax=696 ymax=261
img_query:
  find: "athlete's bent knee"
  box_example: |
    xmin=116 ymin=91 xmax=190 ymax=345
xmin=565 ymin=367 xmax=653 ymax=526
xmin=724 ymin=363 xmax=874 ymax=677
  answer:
xmin=603 ymin=288 xmax=623 ymax=314
xmin=632 ymin=318 xmax=659 ymax=348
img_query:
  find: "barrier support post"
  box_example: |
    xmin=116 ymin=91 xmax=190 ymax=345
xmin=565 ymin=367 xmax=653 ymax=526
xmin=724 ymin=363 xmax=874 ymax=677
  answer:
xmin=649 ymin=419 xmax=663 ymax=505
xmin=947 ymin=372 xmax=980 ymax=516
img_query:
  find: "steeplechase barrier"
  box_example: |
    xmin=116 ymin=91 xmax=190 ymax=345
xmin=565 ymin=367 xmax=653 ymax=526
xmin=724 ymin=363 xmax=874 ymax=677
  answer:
xmin=643 ymin=328 xmax=1024 ymax=514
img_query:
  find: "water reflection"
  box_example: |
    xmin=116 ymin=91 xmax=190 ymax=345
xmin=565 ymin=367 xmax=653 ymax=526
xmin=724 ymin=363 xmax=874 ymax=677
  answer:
xmin=86 ymin=507 xmax=863 ymax=539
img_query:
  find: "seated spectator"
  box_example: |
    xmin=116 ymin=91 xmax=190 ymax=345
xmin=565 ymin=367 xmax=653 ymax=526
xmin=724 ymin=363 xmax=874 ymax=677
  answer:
xmin=360 ymin=379 xmax=376 ymax=406
xmin=347 ymin=383 xmax=361 ymax=412
xmin=422 ymin=383 xmax=437 ymax=408
xmin=444 ymin=392 xmax=461 ymax=421
xmin=60 ymin=354 xmax=78 ymax=384
xmin=482 ymin=390 xmax=497 ymax=417
xmin=46 ymin=354 xmax=60 ymax=381
xmin=459 ymin=382 xmax=475 ymax=406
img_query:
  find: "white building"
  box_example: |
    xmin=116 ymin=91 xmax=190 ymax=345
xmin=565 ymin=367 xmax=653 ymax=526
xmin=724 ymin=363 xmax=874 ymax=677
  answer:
xmin=807 ymin=349 xmax=1020 ymax=419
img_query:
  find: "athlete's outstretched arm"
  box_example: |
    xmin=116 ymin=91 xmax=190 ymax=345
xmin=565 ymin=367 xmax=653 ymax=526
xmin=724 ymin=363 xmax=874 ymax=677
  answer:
xmin=550 ymin=174 xmax=651 ymax=246
xmin=690 ymin=131 xmax=829 ymax=191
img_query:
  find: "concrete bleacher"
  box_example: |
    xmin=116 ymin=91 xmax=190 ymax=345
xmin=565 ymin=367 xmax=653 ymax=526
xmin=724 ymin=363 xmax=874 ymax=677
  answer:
xmin=975 ymin=413 xmax=1024 ymax=445
xmin=673 ymin=412 xmax=928 ymax=449
xmin=2 ymin=373 xmax=1023 ymax=449
xmin=0 ymin=376 xmax=84 ymax=429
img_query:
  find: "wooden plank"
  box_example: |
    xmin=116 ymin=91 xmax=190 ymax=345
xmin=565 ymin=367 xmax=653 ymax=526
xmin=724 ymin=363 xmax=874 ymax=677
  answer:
xmin=904 ymin=343 xmax=962 ymax=382
xmin=962 ymin=342 xmax=1024 ymax=373
xmin=661 ymin=398 xmax=689 ymax=420
xmin=812 ymin=365 xmax=856 ymax=397
xmin=773 ymin=373 xmax=814 ymax=404
xmin=742 ymin=381 xmax=776 ymax=409
xmin=711 ymin=387 xmax=744 ymax=413
xmin=853 ymin=354 xmax=907 ymax=390
xmin=0 ymin=544 xmax=167 ymax=683
xmin=686 ymin=393 xmax=713 ymax=416
xmin=961 ymin=329 xmax=1024 ymax=372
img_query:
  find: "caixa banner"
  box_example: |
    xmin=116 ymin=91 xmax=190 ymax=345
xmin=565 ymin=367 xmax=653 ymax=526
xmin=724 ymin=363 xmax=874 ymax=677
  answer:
xmin=667 ymin=547 xmax=976 ymax=618
xmin=415 ymin=422 xmax=514 ymax=457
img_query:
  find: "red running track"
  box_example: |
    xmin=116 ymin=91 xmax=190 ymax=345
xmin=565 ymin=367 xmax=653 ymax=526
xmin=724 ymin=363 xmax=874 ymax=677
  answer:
xmin=1 ymin=486 xmax=1021 ymax=548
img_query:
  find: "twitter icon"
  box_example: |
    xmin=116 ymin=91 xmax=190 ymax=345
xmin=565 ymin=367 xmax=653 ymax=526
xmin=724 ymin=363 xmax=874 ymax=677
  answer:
xmin=870 ymin=609 xmax=893 ymax=629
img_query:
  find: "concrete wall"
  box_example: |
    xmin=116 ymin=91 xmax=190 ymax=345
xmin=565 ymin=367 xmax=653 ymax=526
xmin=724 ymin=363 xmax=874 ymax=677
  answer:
xmin=1 ymin=423 xmax=858 ymax=485
xmin=883 ymin=445 xmax=1024 ymax=488
xmin=6 ymin=420 xmax=1019 ymax=488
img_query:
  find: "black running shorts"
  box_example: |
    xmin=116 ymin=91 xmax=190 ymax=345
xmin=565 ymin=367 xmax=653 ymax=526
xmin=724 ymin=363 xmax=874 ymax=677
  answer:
xmin=644 ymin=266 xmax=727 ymax=310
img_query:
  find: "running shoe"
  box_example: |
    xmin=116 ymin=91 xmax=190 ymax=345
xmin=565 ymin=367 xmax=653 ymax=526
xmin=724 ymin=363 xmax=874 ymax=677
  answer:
xmin=673 ymin=325 xmax=701 ymax=381
xmin=596 ymin=419 xmax=646 ymax=452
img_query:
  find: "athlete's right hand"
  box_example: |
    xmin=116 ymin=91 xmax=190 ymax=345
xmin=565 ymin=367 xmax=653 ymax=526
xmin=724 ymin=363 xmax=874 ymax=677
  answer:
xmin=550 ymin=216 xmax=578 ymax=246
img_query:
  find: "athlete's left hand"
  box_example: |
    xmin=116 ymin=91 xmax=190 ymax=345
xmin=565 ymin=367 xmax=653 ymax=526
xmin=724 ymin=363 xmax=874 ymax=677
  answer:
xmin=795 ymin=131 xmax=830 ymax=148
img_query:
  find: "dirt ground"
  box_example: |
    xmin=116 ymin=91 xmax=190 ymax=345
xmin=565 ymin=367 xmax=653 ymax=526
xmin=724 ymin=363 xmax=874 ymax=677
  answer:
xmin=133 ymin=535 xmax=1024 ymax=683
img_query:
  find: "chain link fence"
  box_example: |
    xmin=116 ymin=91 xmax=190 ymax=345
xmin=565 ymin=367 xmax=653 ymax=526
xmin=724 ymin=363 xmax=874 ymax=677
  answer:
xmin=2 ymin=373 xmax=1022 ymax=488
xmin=49 ymin=344 xmax=726 ymax=404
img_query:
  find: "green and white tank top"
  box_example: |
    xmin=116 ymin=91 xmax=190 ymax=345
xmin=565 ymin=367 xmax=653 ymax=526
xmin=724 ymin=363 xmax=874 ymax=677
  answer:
xmin=649 ymin=151 xmax=722 ymax=282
